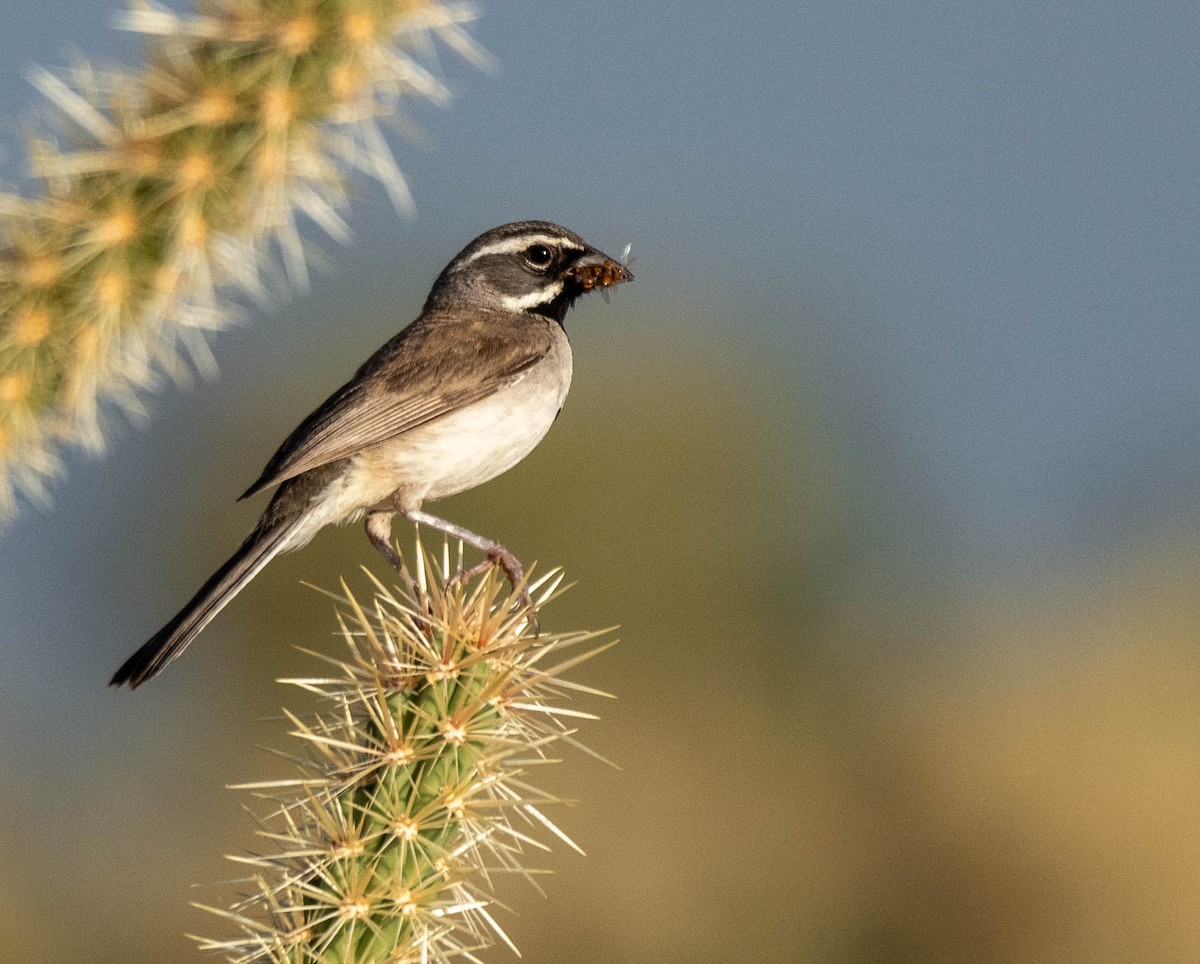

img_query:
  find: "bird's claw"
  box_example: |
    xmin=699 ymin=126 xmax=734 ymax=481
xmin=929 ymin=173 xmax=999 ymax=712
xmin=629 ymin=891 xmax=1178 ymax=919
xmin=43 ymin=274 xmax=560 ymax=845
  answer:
xmin=447 ymin=544 xmax=539 ymax=635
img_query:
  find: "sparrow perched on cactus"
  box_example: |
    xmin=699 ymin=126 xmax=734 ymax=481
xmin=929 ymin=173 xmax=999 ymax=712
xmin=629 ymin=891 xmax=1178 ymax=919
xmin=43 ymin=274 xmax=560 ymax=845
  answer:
xmin=111 ymin=221 xmax=632 ymax=688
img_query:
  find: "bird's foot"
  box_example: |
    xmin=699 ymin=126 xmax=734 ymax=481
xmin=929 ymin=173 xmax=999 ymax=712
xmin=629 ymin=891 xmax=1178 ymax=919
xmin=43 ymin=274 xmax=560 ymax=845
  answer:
xmin=448 ymin=545 xmax=539 ymax=635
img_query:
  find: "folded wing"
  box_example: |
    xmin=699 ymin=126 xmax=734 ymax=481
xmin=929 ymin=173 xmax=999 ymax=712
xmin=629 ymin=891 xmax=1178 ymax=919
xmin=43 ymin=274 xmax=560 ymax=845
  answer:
xmin=240 ymin=311 xmax=554 ymax=499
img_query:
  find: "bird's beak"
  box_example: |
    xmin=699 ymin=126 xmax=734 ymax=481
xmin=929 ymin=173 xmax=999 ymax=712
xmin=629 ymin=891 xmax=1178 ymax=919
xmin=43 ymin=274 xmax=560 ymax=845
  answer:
xmin=565 ymin=249 xmax=634 ymax=292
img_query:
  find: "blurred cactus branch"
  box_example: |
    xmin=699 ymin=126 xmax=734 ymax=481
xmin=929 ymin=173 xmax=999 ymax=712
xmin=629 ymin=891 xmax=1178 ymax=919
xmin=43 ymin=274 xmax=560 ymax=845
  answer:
xmin=196 ymin=538 xmax=614 ymax=963
xmin=0 ymin=0 xmax=489 ymax=516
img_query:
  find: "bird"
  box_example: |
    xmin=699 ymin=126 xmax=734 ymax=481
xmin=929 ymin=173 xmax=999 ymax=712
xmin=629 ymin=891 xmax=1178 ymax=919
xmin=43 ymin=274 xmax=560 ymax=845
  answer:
xmin=110 ymin=221 xmax=632 ymax=689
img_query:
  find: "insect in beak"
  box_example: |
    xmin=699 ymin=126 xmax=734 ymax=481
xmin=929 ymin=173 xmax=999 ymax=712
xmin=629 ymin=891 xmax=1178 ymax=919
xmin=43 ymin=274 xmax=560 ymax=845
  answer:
xmin=567 ymin=247 xmax=635 ymax=293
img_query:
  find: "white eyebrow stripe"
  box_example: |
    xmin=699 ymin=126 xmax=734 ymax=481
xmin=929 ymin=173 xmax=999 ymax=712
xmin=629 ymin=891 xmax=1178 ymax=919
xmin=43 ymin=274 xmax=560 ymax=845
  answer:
xmin=456 ymin=235 xmax=585 ymax=267
xmin=497 ymin=280 xmax=565 ymax=312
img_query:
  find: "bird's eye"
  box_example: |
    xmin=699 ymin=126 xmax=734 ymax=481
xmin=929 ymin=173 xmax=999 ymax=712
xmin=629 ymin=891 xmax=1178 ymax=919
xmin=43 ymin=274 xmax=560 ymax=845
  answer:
xmin=523 ymin=244 xmax=553 ymax=269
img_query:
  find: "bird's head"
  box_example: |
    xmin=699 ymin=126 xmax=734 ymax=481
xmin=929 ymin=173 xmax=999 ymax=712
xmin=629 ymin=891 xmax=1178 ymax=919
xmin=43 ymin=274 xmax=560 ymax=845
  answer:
xmin=425 ymin=221 xmax=633 ymax=324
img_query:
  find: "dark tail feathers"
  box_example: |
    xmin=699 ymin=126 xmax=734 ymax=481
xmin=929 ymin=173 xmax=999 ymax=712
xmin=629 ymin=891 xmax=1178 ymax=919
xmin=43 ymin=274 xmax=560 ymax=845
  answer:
xmin=110 ymin=519 xmax=295 ymax=689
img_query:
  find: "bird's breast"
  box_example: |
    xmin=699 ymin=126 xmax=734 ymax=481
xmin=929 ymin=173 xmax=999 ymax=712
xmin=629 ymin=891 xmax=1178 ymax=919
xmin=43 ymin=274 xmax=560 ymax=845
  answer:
xmin=349 ymin=335 xmax=573 ymax=509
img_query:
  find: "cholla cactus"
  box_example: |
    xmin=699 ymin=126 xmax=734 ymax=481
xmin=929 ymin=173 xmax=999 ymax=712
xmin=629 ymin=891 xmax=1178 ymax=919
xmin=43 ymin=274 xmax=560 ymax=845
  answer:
xmin=0 ymin=0 xmax=488 ymax=515
xmin=197 ymin=540 xmax=614 ymax=963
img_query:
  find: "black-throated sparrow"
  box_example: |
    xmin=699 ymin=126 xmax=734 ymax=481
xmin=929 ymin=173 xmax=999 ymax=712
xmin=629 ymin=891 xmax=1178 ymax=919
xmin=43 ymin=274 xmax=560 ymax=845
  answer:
xmin=110 ymin=221 xmax=632 ymax=688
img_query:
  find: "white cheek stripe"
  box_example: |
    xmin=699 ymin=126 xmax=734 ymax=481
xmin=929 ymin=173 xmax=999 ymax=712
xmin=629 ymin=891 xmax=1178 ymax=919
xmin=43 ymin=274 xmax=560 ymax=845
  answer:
xmin=456 ymin=235 xmax=584 ymax=267
xmin=497 ymin=280 xmax=565 ymax=312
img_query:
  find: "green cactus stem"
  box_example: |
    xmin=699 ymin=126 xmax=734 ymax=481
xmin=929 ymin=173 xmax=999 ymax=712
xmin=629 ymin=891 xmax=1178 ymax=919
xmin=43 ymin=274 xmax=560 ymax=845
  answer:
xmin=196 ymin=539 xmax=614 ymax=963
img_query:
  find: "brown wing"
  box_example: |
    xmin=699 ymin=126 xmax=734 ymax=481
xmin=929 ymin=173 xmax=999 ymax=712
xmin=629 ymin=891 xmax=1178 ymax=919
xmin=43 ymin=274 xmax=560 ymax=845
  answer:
xmin=240 ymin=311 xmax=555 ymax=499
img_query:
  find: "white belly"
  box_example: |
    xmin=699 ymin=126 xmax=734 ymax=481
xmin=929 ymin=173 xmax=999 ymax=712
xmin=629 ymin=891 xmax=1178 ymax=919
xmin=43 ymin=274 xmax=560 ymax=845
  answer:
xmin=307 ymin=336 xmax=573 ymax=524
xmin=376 ymin=361 xmax=570 ymax=502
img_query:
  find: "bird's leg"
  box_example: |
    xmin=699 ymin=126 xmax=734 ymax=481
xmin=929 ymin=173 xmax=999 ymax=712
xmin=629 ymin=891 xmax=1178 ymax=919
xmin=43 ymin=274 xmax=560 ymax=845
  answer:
xmin=365 ymin=511 xmax=426 ymax=615
xmin=365 ymin=511 xmax=404 ymax=571
xmin=401 ymin=506 xmax=539 ymax=635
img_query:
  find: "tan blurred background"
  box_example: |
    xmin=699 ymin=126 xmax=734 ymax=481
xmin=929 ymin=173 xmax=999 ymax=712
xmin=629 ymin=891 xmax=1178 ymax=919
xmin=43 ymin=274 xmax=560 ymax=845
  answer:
xmin=3 ymin=2 xmax=1200 ymax=962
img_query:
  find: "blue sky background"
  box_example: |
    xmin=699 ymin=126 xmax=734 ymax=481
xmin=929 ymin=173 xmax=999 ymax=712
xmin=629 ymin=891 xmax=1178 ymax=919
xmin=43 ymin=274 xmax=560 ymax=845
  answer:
xmin=3 ymin=1 xmax=1197 ymax=566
